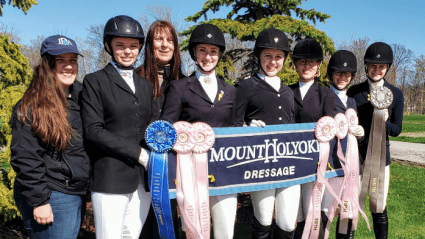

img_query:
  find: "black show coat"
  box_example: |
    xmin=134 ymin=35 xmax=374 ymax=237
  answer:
xmin=347 ymin=80 xmax=404 ymax=166
xmin=235 ymin=75 xmax=295 ymax=126
xmin=289 ymin=81 xmax=337 ymax=123
xmin=81 ymin=63 xmax=153 ymax=194
xmin=160 ymin=74 xmax=236 ymax=127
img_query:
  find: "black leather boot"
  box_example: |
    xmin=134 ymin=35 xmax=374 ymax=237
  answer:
xmin=293 ymin=220 xmax=305 ymax=239
xmin=335 ymin=217 xmax=355 ymax=239
xmin=371 ymin=208 xmax=388 ymax=239
xmin=318 ymin=211 xmax=328 ymax=239
xmin=273 ymin=226 xmax=295 ymax=239
xmin=252 ymin=217 xmax=272 ymax=239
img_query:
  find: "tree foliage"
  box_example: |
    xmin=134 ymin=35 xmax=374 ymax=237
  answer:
xmin=0 ymin=0 xmax=37 ymax=16
xmin=181 ymin=0 xmax=335 ymax=85
xmin=0 ymin=34 xmax=31 ymax=221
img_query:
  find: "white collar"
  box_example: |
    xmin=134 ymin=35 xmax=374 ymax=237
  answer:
xmin=110 ymin=61 xmax=133 ymax=75
xmin=368 ymin=78 xmax=384 ymax=89
xmin=299 ymin=80 xmax=314 ymax=89
xmin=330 ymin=85 xmax=347 ymax=96
xmin=195 ymin=69 xmax=217 ymax=79
xmin=257 ymin=73 xmax=280 ymax=81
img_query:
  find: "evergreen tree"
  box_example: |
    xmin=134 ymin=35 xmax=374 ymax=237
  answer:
xmin=0 ymin=0 xmax=37 ymax=16
xmin=0 ymin=34 xmax=31 ymax=221
xmin=181 ymin=0 xmax=336 ymax=85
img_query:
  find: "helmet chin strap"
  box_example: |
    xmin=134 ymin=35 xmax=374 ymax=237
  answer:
xmin=331 ymin=82 xmax=347 ymax=91
xmin=258 ymin=59 xmax=276 ymax=77
xmin=196 ymin=62 xmax=217 ymax=75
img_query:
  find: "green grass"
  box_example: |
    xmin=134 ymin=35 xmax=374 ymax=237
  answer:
xmin=390 ymin=136 xmax=425 ymax=143
xmin=390 ymin=115 xmax=425 ymax=143
xmin=231 ymin=161 xmax=425 ymax=239
xmin=402 ymin=115 xmax=425 ymax=123
xmin=400 ymin=115 xmax=425 ymax=133
xmin=1 ymin=161 xmax=424 ymax=238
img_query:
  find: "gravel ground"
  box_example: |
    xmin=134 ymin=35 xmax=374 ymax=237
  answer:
xmin=390 ymin=141 xmax=425 ymax=166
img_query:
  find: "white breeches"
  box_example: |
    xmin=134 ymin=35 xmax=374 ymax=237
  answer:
xmin=297 ymin=181 xmax=325 ymax=222
xmin=210 ymin=193 xmax=238 ymax=239
xmin=181 ymin=193 xmax=238 ymax=239
xmin=91 ymin=182 xmax=151 ymax=239
xmin=251 ymin=185 xmax=300 ymax=231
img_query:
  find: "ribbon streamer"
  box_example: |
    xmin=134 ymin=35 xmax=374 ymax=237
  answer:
xmin=173 ymin=121 xmax=200 ymax=239
xmin=323 ymin=111 xmax=370 ymax=239
xmin=146 ymin=120 xmax=177 ymax=239
xmin=192 ymin=122 xmax=215 ymax=239
xmin=173 ymin=122 xmax=215 ymax=239
xmin=303 ymin=116 xmax=343 ymax=239
xmin=359 ymin=86 xmax=393 ymax=213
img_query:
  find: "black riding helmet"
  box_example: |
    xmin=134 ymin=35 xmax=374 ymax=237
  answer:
xmin=189 ymin=24 xmax=226 ymax=61
xmin=103 ymin=15 xmax=145 ymax=56
xmin=292 ymin=38 xmax=323 ymax=61
xmin=254 ymin=27 xmax=290 ymax=58
xmin=327 ymin=50 xmax=357 ymax=79
xmin=364 ymin=42 xmax=393 ymax=68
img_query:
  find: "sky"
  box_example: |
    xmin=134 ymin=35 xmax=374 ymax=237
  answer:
xmin=1 ymin=0 xmax=425 ymax=57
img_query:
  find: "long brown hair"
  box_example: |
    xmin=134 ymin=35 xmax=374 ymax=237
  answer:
xmin=18 ymin=55 xmax=72 ymax=151
xmin=136 ymin=20 xmax=182 ymax=98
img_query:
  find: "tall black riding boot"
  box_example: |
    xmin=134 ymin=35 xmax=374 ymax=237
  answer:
xmin=293 ymin=220 xmax=305 ymax=239
xmin=252 ymin=217 xmax=272 ymax=239
xmin=336 ymin=217 xmax=355 ymax=239
xmin=318 ymin=211 xmax=328 ymax=239
xmin=273 ymin=226 xmax=295 ymax=239
xmin=371 ymin=208 xmax=388 ymax=239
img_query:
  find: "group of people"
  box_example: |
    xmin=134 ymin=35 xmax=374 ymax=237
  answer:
xmin=10 ymin=14 xmax=403 ymax=239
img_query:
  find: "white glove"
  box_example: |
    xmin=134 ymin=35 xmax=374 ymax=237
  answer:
xmin=249 ymin=119 xmax=266 ymax=127
xmin=352 ymin=125 xmax=365 ymax=138
xmin=138 ymin=148 xmax=150 ymax=170
xmin=384 ymin=109 xmax=389 ymax=121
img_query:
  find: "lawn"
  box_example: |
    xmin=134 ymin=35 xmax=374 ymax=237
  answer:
xmin=232 ymin=161 xmax=425 ymax=239
xmin=2 ymin=163 xmax=424 ymax=239
xmin=390 ymin=115 xmax=425 ymax=143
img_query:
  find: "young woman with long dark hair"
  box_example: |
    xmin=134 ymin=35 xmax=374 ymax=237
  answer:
xmin=11 ymin=35 xmax=90 ymax=238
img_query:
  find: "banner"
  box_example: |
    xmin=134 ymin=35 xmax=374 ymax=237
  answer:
xmin=167 ymin=123 xmax=343 ymax=199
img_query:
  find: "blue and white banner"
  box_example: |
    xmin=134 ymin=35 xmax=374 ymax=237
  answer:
xmin=167 ymin=123 xmax=343 ymax=199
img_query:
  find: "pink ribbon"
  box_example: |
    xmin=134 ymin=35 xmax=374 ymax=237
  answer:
xmin=173 ymin=121 xmax=215 ymax=239
xmin=323 ymin=110 xmax=370 ymax=238
xmin=173 ymin=121 xmax=201 ymax=239
xmin=192 ymin=122 xmax=215 ymax=239
xmin=304 ymin=116 xmax=345 ymax=239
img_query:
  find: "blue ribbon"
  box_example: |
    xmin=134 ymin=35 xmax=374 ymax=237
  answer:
xmin=145 ymin=120 xmax=177 ymax=239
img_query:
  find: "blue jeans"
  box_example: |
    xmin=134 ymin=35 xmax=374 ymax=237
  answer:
xmin=14 ymin=182 xmax=85 ymax=239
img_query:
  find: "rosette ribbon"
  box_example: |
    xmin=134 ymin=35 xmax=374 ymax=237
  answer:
xmin=173 ymin=122 xmax=215 ymax=239
xmin=323 ymin=112 xmax=370 ymax=239
xmin=145 ymin=120 xmax=177 ymax=239
xmin=303 ymin=116 xmax=345 ymax=239
xmin=360 ymin=86 xmax=393 ymax=213
xmin=192 ymin=122 xmax=215 ymax=239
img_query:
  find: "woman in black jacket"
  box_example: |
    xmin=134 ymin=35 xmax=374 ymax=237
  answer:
xmin=81 ymin=15 xmax=152 ymax=239
xmin=11 ymin=35 xmax=89 ymax=238
xmin=322 ymin=50 xmax=364 ymax=239
xmin=347 ymin=42 xmax=404 ymax=239
xmin=136 ymin=20 xmax=184 ymax=239
xmin=161 ymin=23 xmax=237 ymax=239
xmin=290 ymin=38 xmax=337 ymax=239
xmin=235 ymin=28 xmax=297 ymax=239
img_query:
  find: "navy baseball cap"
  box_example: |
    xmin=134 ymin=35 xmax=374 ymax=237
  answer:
xmin=40 ymin=35 xmax=83 ymax=57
